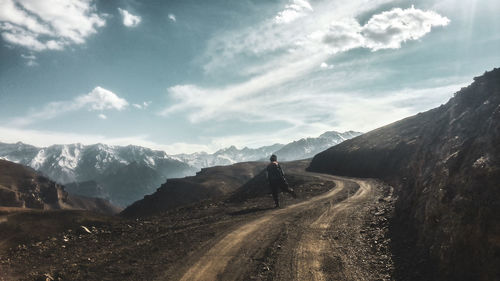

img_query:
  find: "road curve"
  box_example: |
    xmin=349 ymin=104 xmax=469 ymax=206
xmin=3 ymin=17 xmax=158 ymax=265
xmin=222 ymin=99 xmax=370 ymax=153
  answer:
xmin=169 ymin=174 xmax=384 ymax=281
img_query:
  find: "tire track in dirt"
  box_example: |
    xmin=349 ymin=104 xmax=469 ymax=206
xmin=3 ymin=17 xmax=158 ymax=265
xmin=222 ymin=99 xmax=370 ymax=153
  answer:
xmin=293 ymin=179 xmax=374 ymax=281
xmin=171 ymin=174 xmax=380 ymax=281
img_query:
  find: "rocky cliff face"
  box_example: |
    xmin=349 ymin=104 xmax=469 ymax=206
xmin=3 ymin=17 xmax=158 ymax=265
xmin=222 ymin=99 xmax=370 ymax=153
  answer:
xmin=308 ymin=68 xmax=500 ymax=281
xmin=0 ymin=160 xmax=120 ymax=214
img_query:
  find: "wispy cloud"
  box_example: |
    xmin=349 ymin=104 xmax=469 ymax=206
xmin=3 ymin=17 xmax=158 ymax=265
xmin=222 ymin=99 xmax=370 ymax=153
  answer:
xmin=168 ymin=13 xmax=176 ymax=22
xmin=132 ymin=101 xmax=152 ymax=109
xmin=98 ymin=114 xmax=107 ymax=120
xmin=163 ymin=4 xmax=450 ymax=132
xmin=11 ymin=87 xmax=128 ymax=127
xmin=118 ymin=8 xmax=141 ymax=27
xmin=0 ymin=0 xmax=105 ymax=51
xmin=20 ymin=53 xmax=37 ymax=66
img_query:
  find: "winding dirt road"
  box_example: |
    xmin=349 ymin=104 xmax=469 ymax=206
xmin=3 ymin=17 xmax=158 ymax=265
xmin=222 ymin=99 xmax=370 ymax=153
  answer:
xmin=162 ymin=173 xmax=392 ymax=281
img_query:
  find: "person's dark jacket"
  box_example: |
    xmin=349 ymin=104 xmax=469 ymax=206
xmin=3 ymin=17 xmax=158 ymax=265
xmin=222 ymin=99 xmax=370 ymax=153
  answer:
xmin=266 ymin=161 xmax=288 ymax=186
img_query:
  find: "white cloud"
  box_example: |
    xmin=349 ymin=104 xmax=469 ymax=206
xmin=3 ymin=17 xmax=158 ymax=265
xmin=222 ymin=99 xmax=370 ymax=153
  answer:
xmin=118 ymin=8 xmax=141 ymax=27
xmin=133 ymin=101 xmax=151 ymax=109
xmin=168 ymin=13 xmax=176 ymax=22
xmin=76 ymin=87 xmax=128 ymax=111
xmin=165 ymin=5 xmax=450 ymax=128
xmin=361 ymin=6 xmax=451 ymax=50
xmin=274 ymin=0 xmax=313 ymax=24
xmin=162 ymin=66 xmax=466 ymax=135
xmin=0 ymin=0 xmax=105 ymax=51
xmin=11 ymin=86 xmax=128 ymax=126
xmin=320 ymin=62 xmax=333 ymax=69
xmin=98 ymin=114 xmax=107 ymax=120
xmin=313 ymin=6 xmax=450 ymax=54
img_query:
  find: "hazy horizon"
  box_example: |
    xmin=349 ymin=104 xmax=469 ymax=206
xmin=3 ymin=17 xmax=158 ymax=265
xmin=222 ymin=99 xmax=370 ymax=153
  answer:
xmin=1 ymin=0 xmax=499 ymax=154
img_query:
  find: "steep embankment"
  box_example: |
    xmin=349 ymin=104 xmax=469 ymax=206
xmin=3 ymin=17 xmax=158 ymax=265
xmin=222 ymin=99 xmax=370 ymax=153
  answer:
xmin=0 ymin=160 xmax=120 ymax=214
xmin=309 ymin=68 xmax=500 ymax=280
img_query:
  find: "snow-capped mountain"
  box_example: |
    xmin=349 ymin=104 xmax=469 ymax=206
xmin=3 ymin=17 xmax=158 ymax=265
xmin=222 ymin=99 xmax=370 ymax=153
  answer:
xmin=174 ymin=143 xmax=284 ymax=168
xmin=274 ymin=131 xmax=363 ymax=161
xmin=174 ymin=131 xmax=362 ymax=169
xmin=0 ymin=130 xmax=361 ymax=205
xmin=0 ymin=142 xmax=197 ymax=206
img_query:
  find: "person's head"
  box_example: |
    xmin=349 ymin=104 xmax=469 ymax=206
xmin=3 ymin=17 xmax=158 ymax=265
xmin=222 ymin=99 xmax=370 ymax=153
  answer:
xmin=270 ymin=154 xmax=277 ymax=162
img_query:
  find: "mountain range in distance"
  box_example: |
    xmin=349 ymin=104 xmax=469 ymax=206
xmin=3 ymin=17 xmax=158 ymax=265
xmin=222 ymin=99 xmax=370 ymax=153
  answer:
xmin=0 ymin=130 xmax=361 ymax=207
xmin=173 ymin=130 xmax=362 ymax=168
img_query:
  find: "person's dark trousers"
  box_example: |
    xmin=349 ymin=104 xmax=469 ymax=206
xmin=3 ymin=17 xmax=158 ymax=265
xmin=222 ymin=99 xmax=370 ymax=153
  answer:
xmin=270 ymin=182 xmax=296 ymax=207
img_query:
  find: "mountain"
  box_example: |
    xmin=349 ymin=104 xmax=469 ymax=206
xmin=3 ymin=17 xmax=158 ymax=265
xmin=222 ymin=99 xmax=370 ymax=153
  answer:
xmin=0 ymin=130 xmax=359 ymax=206
xmin=173 ymin=144 xmax=284 ymax=169
xmin=0 ymin=159 xmax=120 ymax=214
xmin=0 ymin=143 xmax=198 ymax=206
xmin=173 ymin=131 xmax=361 ymax=169
xmin=274 ymin=130 xmax=362 ymax=161
xmin=308 ymin=68 xmax=500 ymax=281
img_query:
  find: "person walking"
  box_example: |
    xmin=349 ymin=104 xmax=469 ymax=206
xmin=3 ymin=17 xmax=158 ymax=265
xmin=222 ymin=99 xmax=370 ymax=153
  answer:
xmin=266 ymin=154 xmax=297 ymax=208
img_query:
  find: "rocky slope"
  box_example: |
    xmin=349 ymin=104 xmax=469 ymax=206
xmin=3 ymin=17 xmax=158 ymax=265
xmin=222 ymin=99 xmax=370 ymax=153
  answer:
xmin=0 ymin=159 xmax=120 ymax=214
xmin=308 ymin=68 xmax=500 ymax=281
xmin=0 ymin=143 xmax=197 ymax=206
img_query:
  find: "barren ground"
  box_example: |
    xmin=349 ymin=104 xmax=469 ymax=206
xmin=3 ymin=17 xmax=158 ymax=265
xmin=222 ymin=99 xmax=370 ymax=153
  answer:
xmin=0 ymin=164 xmax=395 ymax=281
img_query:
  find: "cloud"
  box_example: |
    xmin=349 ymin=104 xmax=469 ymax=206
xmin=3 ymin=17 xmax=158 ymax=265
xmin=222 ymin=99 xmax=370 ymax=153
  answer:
xmin=162 ymin=65 xmax=467 ymax=135
xmin=274 ymin=0 xmax=313 ymax=24
xmin=75 ymin=87 xmax=128 ymax=111
xmin=132 ymin=101 xmax=151 ymax=109
xmin=313 ymin=6 xmax=450 ymax=54
xmin=11 ymin=86 xmax=128 ymax=126
xmin=165 ymin=5 xmax=450 ymax=126
xmin=362 ymin=6 xmax=450 ymax=50
xmin=98 ymin=114 xmax=107 ymax=120
xmin=168 ymin=13 xmax=176 ymax=22
xmin=21 ymin=53 xmax=37 ymax=66
xmin=0 ymin=0 xmax=105 ymax=51
xmin=320 ymin=62 xmax=333 ymax=69
xmin=118 ymin=8 xmax=141 ymax=27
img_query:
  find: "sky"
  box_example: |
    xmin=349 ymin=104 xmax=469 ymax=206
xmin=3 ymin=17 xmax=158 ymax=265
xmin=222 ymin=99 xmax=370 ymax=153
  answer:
xmin=0 ymin=0 xmax=499 ymax=154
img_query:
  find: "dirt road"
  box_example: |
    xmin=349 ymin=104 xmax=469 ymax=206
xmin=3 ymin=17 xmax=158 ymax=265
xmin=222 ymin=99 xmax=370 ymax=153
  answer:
xmin=163 ymin=173 xmax=393 ymax=281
